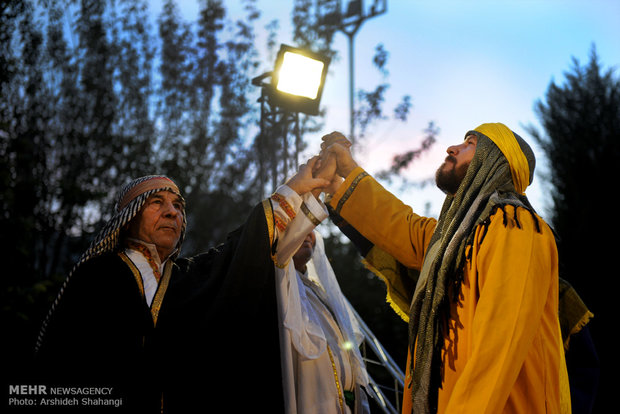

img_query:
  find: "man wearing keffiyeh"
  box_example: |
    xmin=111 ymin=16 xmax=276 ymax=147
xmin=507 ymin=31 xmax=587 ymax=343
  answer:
xmin=320 ymin=123 xmax=594 ymax=414
xmin=35 ymin=159 xmax=334 ymax=413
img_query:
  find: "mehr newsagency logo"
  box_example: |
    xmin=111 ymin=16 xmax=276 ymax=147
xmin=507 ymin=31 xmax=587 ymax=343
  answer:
xmin=8 ymin=385 xmax=123 ymax=409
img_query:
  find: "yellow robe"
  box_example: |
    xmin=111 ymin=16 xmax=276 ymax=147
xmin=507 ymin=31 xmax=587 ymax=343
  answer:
xmin=329 ymin=167 xmax=567 ymax=414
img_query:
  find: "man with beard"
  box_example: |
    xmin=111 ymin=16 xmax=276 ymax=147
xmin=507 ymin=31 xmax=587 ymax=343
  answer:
xmin=318 ymin=124 xmax=582 ymax=413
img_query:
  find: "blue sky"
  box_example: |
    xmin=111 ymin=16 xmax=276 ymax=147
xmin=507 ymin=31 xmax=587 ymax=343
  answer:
xmin=160 ymin=0 xmax=620 ymax=218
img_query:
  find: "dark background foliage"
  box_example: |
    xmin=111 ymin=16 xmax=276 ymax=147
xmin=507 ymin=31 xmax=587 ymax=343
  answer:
xmin=0 ymin=0 xmax=416 ymax=389
xmin=525 ymin=47 xmax=620 ymax=412
xmin=2 ymin=0 xmax=618 ymax=412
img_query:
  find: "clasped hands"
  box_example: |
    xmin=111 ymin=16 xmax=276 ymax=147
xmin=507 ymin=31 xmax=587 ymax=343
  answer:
xmin=286 ymin=131 xmax=359 ymax=200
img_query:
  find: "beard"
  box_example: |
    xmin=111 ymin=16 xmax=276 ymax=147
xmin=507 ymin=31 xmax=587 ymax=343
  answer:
xmin=435 ymin=156 xmax=470 ymax=195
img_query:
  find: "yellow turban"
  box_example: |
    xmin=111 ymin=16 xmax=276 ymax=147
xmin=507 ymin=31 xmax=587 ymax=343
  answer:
xmin=473 ymin=123 xmax=530 ymax=194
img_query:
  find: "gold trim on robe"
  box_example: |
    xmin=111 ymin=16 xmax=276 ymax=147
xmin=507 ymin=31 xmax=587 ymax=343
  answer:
xmin=262 ymin=198 xmax=276 ymax=256
xmin=118 ymin=251 xmax=172 ymax=326
xmin=150 ymin=261 xmax=172 ymax=326
xmin=119 ymin=251 xmax=145 ymax=298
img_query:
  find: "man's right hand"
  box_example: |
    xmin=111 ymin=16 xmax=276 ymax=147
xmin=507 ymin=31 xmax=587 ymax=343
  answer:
xmin=320 ymin=131 xmax=352 ymax=151
xmin=320 ymin=131 xmax=358 ymax=178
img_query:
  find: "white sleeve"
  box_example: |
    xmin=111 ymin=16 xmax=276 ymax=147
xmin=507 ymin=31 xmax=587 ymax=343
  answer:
xmin=270 ymin=185 xmax=328 ymax=267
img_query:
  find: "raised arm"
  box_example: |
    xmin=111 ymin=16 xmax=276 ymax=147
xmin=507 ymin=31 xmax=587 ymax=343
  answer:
xmin=268 ymin=156 xmax=335 ymax=267
xmin=320 ymin=132 xmax=436 ymax=269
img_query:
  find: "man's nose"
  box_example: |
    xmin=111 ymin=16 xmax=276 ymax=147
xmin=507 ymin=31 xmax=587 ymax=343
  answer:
xmin=162 ymin=201 xmax=178 ymax=217
xmin=447 ymin=144 xmax=459 ymax=155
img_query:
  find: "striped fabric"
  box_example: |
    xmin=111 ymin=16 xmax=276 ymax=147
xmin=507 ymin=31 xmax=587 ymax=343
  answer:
xmin=35 ymin=175 xmax=186 ymax=352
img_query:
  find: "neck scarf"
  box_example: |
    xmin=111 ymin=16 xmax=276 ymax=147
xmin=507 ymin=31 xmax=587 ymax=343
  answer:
xmin=408 ymin=123 xmax=538 ymax=413
xmin=126 ymin=239 xmax=163 ymax=281
xmin=35 ymin=175 xmax=186 ymax=352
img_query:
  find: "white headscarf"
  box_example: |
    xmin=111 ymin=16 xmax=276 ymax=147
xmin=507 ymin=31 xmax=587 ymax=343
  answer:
xmin=306 ymin=232 xmax=368 ymax=387
xmin=277 ymin=230 xmax=369 ymax=413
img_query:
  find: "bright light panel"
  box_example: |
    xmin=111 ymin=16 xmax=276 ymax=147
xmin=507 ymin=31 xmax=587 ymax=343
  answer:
xmin=276 ymin=52 xmax=325 ymax=99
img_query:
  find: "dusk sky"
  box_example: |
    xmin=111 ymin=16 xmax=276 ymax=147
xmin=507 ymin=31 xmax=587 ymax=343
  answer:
xmin=157 ymin=0 xmax=620 ymax=218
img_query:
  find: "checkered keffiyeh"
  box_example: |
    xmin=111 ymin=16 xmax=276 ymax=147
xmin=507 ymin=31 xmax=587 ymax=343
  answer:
xmin=35 ymin=175 xmax=186 ymax=352
xmin=408 ymin=126 xmax=538 ymax=413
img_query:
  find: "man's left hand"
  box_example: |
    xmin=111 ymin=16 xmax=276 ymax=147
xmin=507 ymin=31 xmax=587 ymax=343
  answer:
xmin=286 ymin=156 xmax=331 ymax=197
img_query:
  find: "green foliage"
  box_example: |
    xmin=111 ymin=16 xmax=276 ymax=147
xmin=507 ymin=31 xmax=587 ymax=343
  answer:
xmin=156 ymin=0 xmax=263 ymax=253
xmin=1 ymin=0 xmax=425 ymax=375
xmin=376 ymin=121 xmax=438 ymax=186
xmin=526 ymin=45 xmax=620 ymax=292
xmin=526 ymin=45 xmax=619 ymax=411
xmin=1 ymin=0 xmax=265 ymax=359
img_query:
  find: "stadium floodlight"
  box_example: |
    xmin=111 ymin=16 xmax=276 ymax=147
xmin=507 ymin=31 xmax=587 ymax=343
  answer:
xmin=253 ymin=44 xmax=330 ymax=116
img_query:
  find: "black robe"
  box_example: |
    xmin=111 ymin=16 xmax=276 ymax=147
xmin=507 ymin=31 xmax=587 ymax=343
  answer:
xmin=35 ymin=201 xmax=283 ymax=413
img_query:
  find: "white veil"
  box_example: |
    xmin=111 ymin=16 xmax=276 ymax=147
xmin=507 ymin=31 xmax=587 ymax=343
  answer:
xmin=276 ymin=229 xmax=369 ymax=413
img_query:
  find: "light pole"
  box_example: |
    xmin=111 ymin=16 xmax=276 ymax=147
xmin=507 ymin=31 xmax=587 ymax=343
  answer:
xmin=318 ymin=0 xmax=387 ymax=143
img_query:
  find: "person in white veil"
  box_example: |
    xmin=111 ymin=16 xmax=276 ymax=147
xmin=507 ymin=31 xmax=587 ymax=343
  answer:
xmin=276 ymin=228 xmax=371 ymax=414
